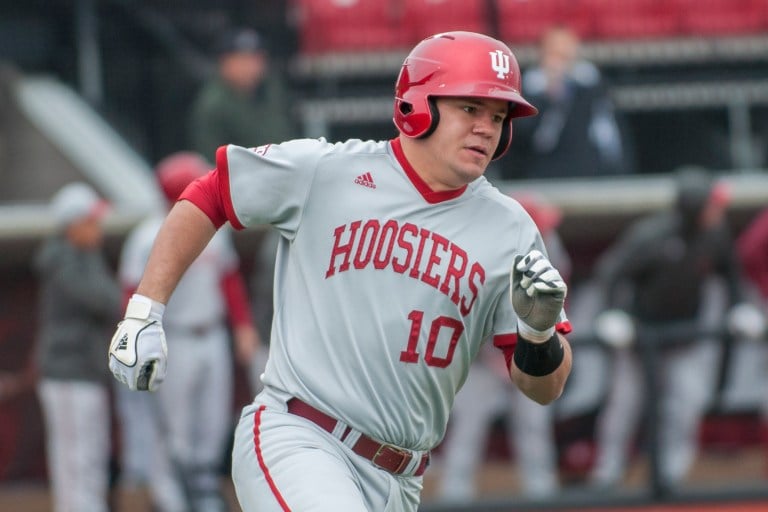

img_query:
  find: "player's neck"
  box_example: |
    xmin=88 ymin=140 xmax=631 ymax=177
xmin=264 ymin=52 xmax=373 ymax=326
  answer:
xmin=397 ymin=136 xmax=465 ymax=193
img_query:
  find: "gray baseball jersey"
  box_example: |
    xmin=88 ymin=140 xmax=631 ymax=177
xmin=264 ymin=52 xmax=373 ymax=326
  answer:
xmin=220 ymin=137 xmax=569 ymax=451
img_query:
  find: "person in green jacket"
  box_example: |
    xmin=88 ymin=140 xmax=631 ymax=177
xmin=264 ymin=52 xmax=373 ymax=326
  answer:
xmin=188 ymin=27 xmax=297 ymax=161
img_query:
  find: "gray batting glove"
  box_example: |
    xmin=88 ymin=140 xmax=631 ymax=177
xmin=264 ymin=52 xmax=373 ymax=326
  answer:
xmin=511 ymin=250 xmax=567 ymax=343
xmin=109 ymin=294 xmax=168 ymax=391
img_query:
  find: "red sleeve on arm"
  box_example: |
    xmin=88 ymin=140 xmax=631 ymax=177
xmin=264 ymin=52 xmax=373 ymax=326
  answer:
xmin=220 ymin=269 xmax=254 ymax=328
xmin=178 ymin=145 xmax=245 ymax=230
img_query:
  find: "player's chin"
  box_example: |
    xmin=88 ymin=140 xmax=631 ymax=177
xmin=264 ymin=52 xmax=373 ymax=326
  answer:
xmin=457 ymin=160 xmax=489 ymax=181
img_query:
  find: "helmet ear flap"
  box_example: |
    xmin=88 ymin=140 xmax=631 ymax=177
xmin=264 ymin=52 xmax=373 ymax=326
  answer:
xmin=417 ymin=97 xmax=440 ymax=139
xmin=397 ymin=99 xmax=413 ymax=117
xmin=395 ymin=97 xmax=440 ymax=139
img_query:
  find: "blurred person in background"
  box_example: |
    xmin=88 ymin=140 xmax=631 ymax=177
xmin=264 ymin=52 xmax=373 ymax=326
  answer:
xmin=501 ymin=25 xmax=632 ymax=180
xmin=437 ymin=194 xmax=570 ymax=501
xmin=36 ymin=182 xmax=121 ymax=512
xmin=735 ymin=205 xmax=768 ymax=475
xmin=588 ymin=166 xmax=763 ymax=489
xmin=188 ymin=27 xmax=297 ymax=162
xmin=116 ymin=151 xmax=260 ymax=512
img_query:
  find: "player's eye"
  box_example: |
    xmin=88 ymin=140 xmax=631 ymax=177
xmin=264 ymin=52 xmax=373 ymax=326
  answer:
xmin=462 ymin=105 xmax=477 ymax=114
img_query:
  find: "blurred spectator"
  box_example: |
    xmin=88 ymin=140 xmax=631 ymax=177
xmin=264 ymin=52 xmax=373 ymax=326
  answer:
xmin=502 ymin=25 xmax=633 ymax=180
xmin=35 ymin=182 xmax=121 ymax=512
xmin=115 ymin=151 xmax=260 ymax=512
xmin=737 ymin=207 xmax=768 ymax=303
xmin=188 ymin=27 xmax=297 ymax=162
xmin=735 ymin=206 xmax=768 ymax=473
xmin=588 ymin=166 xmax=761 ymax=489
xmin=436 ymin=194 xmax=570 ymax=501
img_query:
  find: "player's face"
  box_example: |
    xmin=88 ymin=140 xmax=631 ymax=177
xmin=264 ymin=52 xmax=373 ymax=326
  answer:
xmin=418 ymin=97 xmax=508 ymax=190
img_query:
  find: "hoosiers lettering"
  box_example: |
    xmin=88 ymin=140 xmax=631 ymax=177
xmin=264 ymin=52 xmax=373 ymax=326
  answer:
xmin=325 ymin=219 xmax=484 ymax=316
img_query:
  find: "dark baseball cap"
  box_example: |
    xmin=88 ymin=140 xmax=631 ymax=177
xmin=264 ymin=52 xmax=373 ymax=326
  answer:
xmin=214 ymin=28 xmax=264 ymax=56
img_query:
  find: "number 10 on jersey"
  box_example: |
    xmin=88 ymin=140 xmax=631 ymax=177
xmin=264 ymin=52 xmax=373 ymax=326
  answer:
xmin=399 ymin=310 xmax=464 ymax=368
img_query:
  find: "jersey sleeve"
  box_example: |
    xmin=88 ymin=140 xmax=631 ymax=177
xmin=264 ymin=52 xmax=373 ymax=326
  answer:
xmin=216 ymin=139 xmax=330 ymax=238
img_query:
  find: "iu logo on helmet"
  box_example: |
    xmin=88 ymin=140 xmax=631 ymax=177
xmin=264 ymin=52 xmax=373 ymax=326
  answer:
xmin=489 ymin=50 xmax=510 ymax=79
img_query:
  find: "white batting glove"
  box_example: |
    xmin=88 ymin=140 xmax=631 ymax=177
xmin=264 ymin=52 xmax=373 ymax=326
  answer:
xmin=511 ymin=250 xmax=567 ymax=343
xmin=109 ymin=294 xmax=168 ymax=391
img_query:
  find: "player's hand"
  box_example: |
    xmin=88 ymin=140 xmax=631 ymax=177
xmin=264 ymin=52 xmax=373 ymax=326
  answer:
xmin=511 ymin=250 xmax=567 ymax=343
xmin=109 ymin=294 xmax=168 ymax=392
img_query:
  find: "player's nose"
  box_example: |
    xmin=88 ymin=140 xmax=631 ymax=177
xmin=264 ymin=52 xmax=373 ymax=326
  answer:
xmin=472 ymin=114 xmax=498 ymax=138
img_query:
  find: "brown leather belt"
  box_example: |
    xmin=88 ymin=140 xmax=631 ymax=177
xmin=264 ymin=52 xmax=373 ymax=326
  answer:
xmin=287 ymin=398 xmax=430 ymax=477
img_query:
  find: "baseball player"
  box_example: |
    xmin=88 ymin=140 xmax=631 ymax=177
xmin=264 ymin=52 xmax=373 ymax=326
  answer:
xmin=589 ymin=166 xmax=761 ymax=489
xmin=116 ymin=152 xmax=259 ymax=512
xmin=736 ymin=206 xmax=768 ymax=475
xmin=109 ymin=31 xmax=573 ymax=511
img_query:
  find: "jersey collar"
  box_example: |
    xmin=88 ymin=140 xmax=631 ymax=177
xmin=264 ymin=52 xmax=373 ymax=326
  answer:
xmin=390 ymin=138 xmax=467 ymax=204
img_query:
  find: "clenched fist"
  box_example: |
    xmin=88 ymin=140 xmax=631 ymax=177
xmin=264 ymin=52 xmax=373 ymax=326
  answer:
xmin=109 ymin=294 xmax=168 ymax=391
xmin=511 ymin=250 xmax=567 ymax=343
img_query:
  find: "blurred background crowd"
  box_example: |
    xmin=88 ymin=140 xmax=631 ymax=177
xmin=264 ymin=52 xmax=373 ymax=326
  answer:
xmin=2 ymin=1 xmax=768 ymax=511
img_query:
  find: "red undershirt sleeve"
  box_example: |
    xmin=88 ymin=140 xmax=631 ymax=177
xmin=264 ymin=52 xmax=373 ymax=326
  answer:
xmin=178 ymin=170 xmax=229 ymax=229
xmin=181 ymin=146 xmax=245 ymax=229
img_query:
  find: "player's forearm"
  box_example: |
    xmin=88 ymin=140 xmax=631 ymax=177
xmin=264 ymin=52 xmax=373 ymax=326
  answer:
xmin=510 ymin=333 xmax=572 ymax=405
xmin=136 ymin=200 xmax=217 ymax=304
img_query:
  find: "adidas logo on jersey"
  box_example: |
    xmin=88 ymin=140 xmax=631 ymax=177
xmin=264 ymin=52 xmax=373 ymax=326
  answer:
xmin=354 ymin=172 xmax=376 ymax=189
xmin=116 ymin=333 xmax=129 ymax=351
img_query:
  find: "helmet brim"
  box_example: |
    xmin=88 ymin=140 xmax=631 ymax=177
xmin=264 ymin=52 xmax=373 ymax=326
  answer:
xmin=425 ymin=83 xmax=538 ymax=119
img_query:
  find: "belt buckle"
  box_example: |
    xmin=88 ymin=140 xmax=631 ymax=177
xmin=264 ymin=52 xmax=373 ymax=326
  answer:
xmin=373 ymin=443 xmax=412 ymax=474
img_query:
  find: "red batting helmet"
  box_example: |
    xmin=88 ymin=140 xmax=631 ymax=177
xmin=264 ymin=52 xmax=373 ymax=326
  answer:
xmin=155 ymin=151 xmax=211 ymax=203
xmin=393 ymin=31 xmax=538 ymax=160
